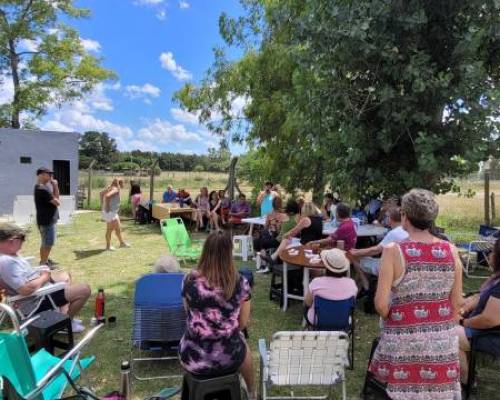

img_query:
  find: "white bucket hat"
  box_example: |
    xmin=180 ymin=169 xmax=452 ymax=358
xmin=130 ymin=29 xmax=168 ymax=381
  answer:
xmin=320 ymin=248 xmax=350 ymax=274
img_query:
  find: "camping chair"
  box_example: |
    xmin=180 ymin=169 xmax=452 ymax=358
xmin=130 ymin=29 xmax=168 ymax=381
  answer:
xmin=131 ymin=273 xmax=186 ymax=381
xmin=0 ymin=303 xmax=101 ymax=400
xmin=258 ymin=331 xmax=349 ymax=400
xmin=160 ymin=218 xmax=203 ymax=264
xmin=464 ymin=330 xmax=500 ymax=399
xmin=310 ymin=296 xmax=356 ymax=370
xmin=454 ymin=225 xmax=499 ymax=278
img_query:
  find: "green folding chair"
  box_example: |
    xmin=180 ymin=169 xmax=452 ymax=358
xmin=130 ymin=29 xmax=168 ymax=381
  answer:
xmin=160 ymin=218 xmax=203 ymax=263
xmin=0 ymin=303 xmax=101 ymax=400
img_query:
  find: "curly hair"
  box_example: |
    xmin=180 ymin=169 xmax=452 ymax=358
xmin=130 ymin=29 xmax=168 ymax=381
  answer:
xmin=401 ymin=189 xmax=439 ymax=230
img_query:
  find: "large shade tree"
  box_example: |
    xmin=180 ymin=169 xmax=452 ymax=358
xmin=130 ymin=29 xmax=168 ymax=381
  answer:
xmin=176 ymin=0 xmax=500 ymax=200
xmin=0 ymin=0 xmax=114 ymax=128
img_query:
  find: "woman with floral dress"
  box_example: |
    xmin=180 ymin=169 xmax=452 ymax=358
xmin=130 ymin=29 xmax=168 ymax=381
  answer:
xmin=179 ymin=231 xmax=255 ymax=398
xmin=370 ymin=189 xmax=463 ymax=400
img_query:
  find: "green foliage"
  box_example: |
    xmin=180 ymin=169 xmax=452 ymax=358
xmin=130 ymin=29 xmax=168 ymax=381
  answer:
xmin=193 ymin=164 xmax=205 ymax=172
xmin=111 ymin=161 xmax=140 ymax=171
xmin=0 ymin=0 xmax=115 ymax=128
xmin=175 ymin=0 xmax=500 ymax=199
xmin=79 ymin=131 xmax=119 ymax=169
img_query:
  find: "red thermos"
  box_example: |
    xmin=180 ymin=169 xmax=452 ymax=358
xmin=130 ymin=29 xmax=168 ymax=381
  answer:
xmin=95 ymin=288 xmax=105 ymax=321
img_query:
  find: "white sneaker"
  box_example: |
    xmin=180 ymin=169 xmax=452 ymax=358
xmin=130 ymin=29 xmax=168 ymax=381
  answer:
xmin=106 ymin=246 xmax=116 ymax=251
xmin=71 ymin=320 xmax=85 ymax=333
xmin=256 ymin=267 xmax=270 ymax=274
xmin=119 ymin=242 xmax=131 ymax=248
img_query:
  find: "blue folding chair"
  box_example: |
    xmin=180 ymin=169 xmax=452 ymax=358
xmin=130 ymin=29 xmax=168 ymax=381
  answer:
xmin=455 ymin=224 xmax=499 ymax=278
xmin=130 ymin=273 xmax=186 ymax=381
xmin=312 ymin=296 xmax=356 ymax=369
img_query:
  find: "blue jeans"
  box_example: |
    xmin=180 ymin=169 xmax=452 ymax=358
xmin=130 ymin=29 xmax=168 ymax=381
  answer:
xmin=39 ymin=223 xmax=56 ymax=247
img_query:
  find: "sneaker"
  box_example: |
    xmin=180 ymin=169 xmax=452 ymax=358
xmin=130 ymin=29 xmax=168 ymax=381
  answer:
xmin=106 ymin=246 xmax=116 ymax=251
xmin=119 ymin=242 xmax=131 ymax=248
xmin=71 ymin=320 xmax=85 ymax=333
xmin=47 ymin=258 xmax=59 ymax=266
xmin=256 ymin=266 xmax=270 ymax=274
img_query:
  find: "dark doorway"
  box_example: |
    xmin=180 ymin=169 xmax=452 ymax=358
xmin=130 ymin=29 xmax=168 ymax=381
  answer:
xmin=53 ymin=160 xmax=70 ymax=195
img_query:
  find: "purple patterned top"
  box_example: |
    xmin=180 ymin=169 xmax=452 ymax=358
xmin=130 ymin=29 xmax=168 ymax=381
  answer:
xmin=179 ymin=271 xmax=251 ymax=376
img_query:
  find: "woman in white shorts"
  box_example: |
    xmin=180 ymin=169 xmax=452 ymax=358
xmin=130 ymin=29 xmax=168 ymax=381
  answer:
xmin=101 ymin=178 xmax=130 ymax=251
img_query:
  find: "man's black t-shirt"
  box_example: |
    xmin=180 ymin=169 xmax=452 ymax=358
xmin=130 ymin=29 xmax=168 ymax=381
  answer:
xmin=34 ymin=184 xmax=59 ymax=226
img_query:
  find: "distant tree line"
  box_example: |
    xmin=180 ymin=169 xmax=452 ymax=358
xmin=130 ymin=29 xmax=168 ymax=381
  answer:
xmin=79 ymin=131 xmax=231 ymax=172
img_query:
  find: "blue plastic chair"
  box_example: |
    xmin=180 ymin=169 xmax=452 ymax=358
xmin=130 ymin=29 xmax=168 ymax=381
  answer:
xmin=131 ymin=273 xmax=186 ymax=381
xmin=313 ymin=296 xmax=356 ymax=369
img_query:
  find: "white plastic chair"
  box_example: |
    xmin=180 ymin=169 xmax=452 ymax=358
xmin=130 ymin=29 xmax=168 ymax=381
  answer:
xmin=258 ymin=331 xmax=349 ymax=400
xmin=233 ymin=235 xmax=254 ymax=261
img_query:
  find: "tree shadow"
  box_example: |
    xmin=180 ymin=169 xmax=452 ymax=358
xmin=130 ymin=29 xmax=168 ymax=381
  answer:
xmin=73 ymin=249 xmax=106 ymax=260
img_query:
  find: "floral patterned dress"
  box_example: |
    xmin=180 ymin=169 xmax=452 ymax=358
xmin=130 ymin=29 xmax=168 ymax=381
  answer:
xmin=179 ymin=271 xmax=251 ymax=377
xmin=369 ymin=240 xmax=461 ymax=400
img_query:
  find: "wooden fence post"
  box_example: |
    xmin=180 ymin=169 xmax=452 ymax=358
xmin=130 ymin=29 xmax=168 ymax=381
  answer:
xmin=491 ymin=192 xmax=496 ymax=224
xmin=87 ymin=160 xmax=96 ymax=208
xmin=485 ymin=170 xmax=491 ymax=226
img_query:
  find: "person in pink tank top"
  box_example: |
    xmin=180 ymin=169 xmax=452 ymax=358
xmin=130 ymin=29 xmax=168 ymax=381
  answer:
xmin=369 ymin=189 xmax=463 ymax=400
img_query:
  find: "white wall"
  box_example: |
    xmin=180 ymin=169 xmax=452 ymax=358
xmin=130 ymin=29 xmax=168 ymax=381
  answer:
xmin=0 ymin=128 xmax=79 ymax=215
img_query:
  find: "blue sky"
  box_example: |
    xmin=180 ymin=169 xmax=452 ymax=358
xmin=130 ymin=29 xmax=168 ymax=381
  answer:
xmin=39 ymin=0 xmax=246 ymax=155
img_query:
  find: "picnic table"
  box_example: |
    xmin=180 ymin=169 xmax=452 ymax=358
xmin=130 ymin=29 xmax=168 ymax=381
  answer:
xmin=152 ymin=203 xmax=196 ymax=221
xmin=241 ymin=216 xmax=266 ymax=236
xmin=323 ymin=222 xmax=387 ymax=238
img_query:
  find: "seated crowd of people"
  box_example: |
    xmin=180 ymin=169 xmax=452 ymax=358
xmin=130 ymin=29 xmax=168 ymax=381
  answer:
xmin=2 ymin=183 xmax=500 ymax=400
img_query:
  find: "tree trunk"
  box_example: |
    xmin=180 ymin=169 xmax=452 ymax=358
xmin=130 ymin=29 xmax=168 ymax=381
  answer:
xmin=8 ymin=38 xmax=21 ymax=129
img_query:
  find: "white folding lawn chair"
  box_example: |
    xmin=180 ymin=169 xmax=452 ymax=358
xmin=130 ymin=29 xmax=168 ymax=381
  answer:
xmin=258 ymin=331 xmax=349 ymax=400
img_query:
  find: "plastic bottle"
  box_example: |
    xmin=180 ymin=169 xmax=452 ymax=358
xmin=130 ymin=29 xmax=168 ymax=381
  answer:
xmin=95 ymin=288 xmax=105 ymax=322
xmin=119 ymin=361 xmax=131 ymax=400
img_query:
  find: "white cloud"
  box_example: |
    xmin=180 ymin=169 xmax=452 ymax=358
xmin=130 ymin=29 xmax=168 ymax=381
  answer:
xmin=80 ymin=38 xmax=101 ymax=53
xmin=42 ymin=109 xmax=133 ymax=139
xmin=156 ymin=10 xmax=166 ymax=20
xmin=0 ymin=75 xmax=14 ymax=105
xmin=179 ymin=1 xmax=190 ymax=9
xmin=125 ymin=83 xmax=161 ymax=103
xmin=170 ymin=108 xmax=199 ymax=125
xmin=19 ymin=39 xmax=40 ymax=52
xmin=127 ymin=140 xmax=159 ymax=152
xmin=159 ymin=52 xmax=192 ymax=81
xmin=138 ymin=118 xmax=202 ymax=144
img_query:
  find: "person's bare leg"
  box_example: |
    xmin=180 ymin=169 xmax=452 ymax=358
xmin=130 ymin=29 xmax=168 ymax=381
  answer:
xmin=50 ymin=270 xmax=71 ymax=313
xmin=211 ymin=212 xmax=219 ymax=230
xmin=114 ymin=218 xmax=126 ymax=245
xmin=40 ymin=246 xmax=52 ymax=264
xmin=456 ymin=326 xmax=471 ymax=383
xmin=351 ymin=259 xmax=370 ymax=291
xmin=65 ymin=283 xmax=91 ymax=318
xmin=239 ymin=343 xmax=255 ymax=398
xmin=105 ymin=221 xmax=113 ymax=249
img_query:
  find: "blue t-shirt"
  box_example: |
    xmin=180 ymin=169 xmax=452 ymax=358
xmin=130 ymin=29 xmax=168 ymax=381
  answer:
xmin=260 ymin=194 xmax=274 ymax=216
xmin=162 ymin=190 xmax=177 ymax=203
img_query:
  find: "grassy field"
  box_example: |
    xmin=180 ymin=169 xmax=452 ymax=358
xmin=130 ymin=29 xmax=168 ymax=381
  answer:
xmin=13 ymin=209 xmax=495 ymax=400
xmin=9 ymin=174 xmax=500 ymax=399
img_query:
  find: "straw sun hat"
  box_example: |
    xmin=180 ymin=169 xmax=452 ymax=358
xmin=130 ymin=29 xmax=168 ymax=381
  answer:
xmin=319 ymin=248 xmax=350 ymax=274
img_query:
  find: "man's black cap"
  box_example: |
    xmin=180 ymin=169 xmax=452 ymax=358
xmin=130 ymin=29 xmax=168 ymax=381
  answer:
xmin=36 ymin=167 xmax=53 ymax=175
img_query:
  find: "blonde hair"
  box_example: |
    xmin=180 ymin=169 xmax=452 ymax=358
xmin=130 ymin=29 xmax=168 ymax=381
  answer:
xmin=301 ymin=201 xmax=321 ymax=218
xmin=197 ymin=231 xmax=237 ymax=300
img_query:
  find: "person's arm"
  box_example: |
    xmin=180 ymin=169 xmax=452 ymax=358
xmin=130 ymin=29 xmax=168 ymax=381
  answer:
xmin=450 ymin=245 xmax=464 ymax=321
xmin=256 ymin=191 xmax=265 ymax=205
xmin=374 ymin=244 xmax=396 ymax=319
xmin=212 ymin=199 xmax=221 ymax=213
xmin=239 ymin=299 xmax=251 ymax=330
xmin=350 ymin=245 xmax=383 ymax=258
xmin=50 ymin=197 xmax=60 ymax=207
xmin=16 ymin=271 xmax=51 ymax=296
xmin=51 ymin=178 xmax=60 ymax=199
xmin=284 ymin=217 xmax=311 ymax=239
xmin=463 ymin=296 xmax=500 ymax=329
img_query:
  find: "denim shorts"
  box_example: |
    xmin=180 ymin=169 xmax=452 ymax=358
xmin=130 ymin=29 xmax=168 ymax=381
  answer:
xmin=39 ymin=223 xmax=56 ymax=247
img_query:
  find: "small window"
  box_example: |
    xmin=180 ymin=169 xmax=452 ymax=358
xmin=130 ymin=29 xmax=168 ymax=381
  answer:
xmin=20 ymin=156 xmax=31 ymax=164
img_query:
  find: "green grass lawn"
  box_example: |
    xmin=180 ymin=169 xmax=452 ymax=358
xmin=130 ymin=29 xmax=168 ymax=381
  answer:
xmin=13 ymin=212 xmax=493 ymax=399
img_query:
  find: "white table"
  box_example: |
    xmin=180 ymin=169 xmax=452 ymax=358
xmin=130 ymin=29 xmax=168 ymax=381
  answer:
xmin=241 ymin=216 xmax=266 ymax=236
xmin=322 ymin=223 xmax=387 ymax=237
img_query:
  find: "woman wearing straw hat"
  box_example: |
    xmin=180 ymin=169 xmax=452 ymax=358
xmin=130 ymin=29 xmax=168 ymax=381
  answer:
xmin=304 ymin=248 xmax=358 ymax=325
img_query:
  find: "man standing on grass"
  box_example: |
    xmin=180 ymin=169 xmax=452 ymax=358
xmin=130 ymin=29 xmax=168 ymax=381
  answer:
xmin=34 ymin=167 xmax=60 ymax=267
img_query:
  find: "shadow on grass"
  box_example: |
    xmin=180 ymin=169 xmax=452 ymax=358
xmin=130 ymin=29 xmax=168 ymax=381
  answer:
xmin=73 ymin=249 xmax=106 ymax=259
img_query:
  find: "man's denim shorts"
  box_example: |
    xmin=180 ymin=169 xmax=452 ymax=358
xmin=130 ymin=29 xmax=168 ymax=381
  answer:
xmin=38 ymin=223 xmax=56 ymax=247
